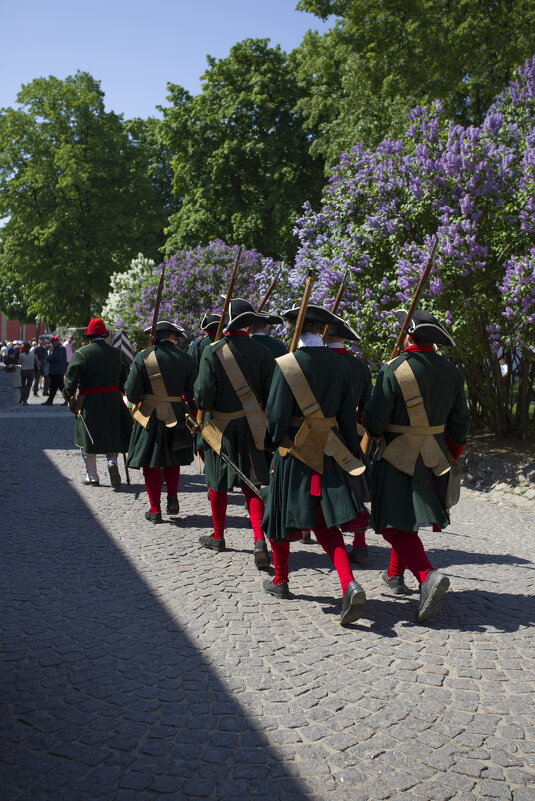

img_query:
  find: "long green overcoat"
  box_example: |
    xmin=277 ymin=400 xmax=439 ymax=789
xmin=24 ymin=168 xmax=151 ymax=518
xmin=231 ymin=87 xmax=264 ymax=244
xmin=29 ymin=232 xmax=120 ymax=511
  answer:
xmin=64 ymin=340 xmax=132 ymax=454
xmin=363 ymin=348 xmax=470 ymax=533
xmin=194 ymin=333 xmax=275 ymax=491
xmin=261 ymin=346 xmax=366 ymax=541
xmin=251 ymin=333 xmax=288 ymax=358
xmin=334 ymin=349 xmax=372 ymax=413
xmin=125 ymin=340 xmax=196 ymax=468
xmin=187 ymin=333 xmax=215 ymax=368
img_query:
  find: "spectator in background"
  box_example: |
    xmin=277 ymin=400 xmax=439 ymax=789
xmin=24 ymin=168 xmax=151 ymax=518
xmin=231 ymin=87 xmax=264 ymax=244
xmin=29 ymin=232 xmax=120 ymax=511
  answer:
xmin=42 ymin=337 xmax=67 ymax=405
xmin=1 ymin=341 xmax=8 ymax=364
xmin=4 ymin=346 xmax=18 ymax=373
xmin=63 ymin=333 xmax=75 ymax=363
xmin=500 ymin=355 xmax=509 ymax=385
xmin=18 ymin=342 xmax=35 ymax=405
xmin=32 ymin=337 xmax=48 ymax=395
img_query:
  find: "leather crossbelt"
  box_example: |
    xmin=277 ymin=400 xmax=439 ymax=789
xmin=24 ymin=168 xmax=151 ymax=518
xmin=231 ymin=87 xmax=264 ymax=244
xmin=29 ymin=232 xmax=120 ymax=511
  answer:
xmin=212 ymin=343 xmax=266 ymax=450
xmin=276 ymin=353 xmax=365 ymax=476
xmin=131 ymin=350 xmax=183 ymax=429
xmin=381 ymin=359 xmax=450 ymax=477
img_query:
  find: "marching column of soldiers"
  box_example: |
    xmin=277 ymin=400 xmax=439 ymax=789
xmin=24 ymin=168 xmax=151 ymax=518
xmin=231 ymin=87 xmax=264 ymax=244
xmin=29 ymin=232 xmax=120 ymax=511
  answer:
xmin=63 ymin=275 xmax=470 ymax=628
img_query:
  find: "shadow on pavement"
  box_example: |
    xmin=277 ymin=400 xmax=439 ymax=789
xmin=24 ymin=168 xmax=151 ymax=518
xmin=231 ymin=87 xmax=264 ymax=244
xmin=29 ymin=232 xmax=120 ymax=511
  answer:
xmin=0 ymin=420 xmax=311 ymax=801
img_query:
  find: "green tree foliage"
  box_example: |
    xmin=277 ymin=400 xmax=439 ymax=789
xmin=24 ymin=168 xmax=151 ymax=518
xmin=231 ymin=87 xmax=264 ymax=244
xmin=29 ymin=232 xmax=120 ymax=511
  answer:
xmin=295 ymin=0 xmax=535 ymax=167
xmin=160 ymin=38 xmax=325 ymax=261
xmin=0 ymin=72 xmax=166 ymax=325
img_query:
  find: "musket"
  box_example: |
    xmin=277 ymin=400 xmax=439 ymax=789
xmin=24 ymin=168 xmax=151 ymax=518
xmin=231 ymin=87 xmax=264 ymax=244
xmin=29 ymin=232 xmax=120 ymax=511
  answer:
xmin=213 ymin=246 xmax=243 ymax=343
xmin=290 ymin=268 xmax=315 ymax=353
xmin=256 ymin=262 xmax=284 ymax=312
xmin=196 ymin=246 xmax=242 ymax=426
xmin=389 ymin=237 xmax=439 ymax=360
xmin=322 ymin=267 xmax=350 ymax=339
xmin=149 ymin=262 xmax=167 ymax=346
xmin=185 ymin=411 xmax=262 ymax=499
xmin=360 ymin=237 xmax=440 ymax=456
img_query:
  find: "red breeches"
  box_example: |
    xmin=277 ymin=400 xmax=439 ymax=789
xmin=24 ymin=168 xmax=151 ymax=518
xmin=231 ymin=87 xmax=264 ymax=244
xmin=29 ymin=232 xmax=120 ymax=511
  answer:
xmin=381 ymin=528 xmax=433 ymax=585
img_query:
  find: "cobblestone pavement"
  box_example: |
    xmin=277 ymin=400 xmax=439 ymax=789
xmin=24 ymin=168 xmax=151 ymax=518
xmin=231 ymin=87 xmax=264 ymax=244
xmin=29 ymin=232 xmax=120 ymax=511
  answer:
xmin=1 ymin=374 xmax=535 ymax=801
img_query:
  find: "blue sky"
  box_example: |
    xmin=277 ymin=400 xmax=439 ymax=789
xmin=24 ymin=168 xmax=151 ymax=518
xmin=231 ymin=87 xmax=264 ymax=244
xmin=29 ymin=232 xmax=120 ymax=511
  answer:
xmin=1 ymin=0 xmax=334 ymax=118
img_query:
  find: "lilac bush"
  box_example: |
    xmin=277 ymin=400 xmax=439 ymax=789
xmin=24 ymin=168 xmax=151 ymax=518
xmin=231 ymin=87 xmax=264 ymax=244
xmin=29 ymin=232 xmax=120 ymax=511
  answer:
xmin=103 ymin=240 xmax=285 ymax=346
xmin=294 ymin=57 xmax=535 ymax=436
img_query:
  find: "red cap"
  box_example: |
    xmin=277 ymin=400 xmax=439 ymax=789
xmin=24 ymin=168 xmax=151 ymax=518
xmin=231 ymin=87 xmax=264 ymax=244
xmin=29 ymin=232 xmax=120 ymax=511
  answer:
xmin=50 ymin=336 xmax=59 ymax=343
xmin=85 ymin=318 xmax=108 ymax=337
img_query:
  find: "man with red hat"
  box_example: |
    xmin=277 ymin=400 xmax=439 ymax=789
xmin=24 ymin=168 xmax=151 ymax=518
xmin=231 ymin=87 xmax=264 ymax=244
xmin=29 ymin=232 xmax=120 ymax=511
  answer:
xmin=363 ymin=309 xmax=470 ymax=624
xmin=42 ymin=336 xmax=67 ymax=405
xmin=64 ymin=318 xmax=132 ymax=487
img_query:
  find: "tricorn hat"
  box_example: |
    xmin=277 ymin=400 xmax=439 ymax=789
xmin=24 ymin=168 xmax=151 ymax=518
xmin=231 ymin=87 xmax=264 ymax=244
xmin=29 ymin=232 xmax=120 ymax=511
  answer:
xmin=325 ymin=319 xmax=360 ymax=342
xmin=394 ymin=309 xmax=455 ymax=347
xmin=281 ymin=303 xmax=344 ymax=326
xmin=143 ymin=320 xmax=186 ymax=337
xmin=200 ymin=313 xmax=221 ymax=331
xmin=224 ymin=298 xmax=271 ymax=333
xmin=85 ymin=318 xmax=108 ymax=337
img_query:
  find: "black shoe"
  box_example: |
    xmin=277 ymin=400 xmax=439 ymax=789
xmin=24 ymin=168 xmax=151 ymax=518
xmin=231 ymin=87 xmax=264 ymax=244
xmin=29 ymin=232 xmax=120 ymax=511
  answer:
xmin=348 ymin=546 xmax=369 ymax=564
xmin=381 ymin=570 xmax=413 ymax=595
xmin=42 ymin=391 xmax=49 ymax=396
xmin=42 ymin=400 xmax=53 ymax=405
xmin=107 ymin=462 xmax=121 ymax=488
xmin=340 ymin=580 xmax=366 ymax=626
xmin=167 ymin=497 xmax=180 ymax=514
xmin=199 ymin=535 xmax=226 ymax=552
xmin=254 ymin=541 xmax=270 ymax=570
xmin=83 ymin=478 xmax=100 ymax=487
xmin=145 ymin=510 xmax=162 ymax=524
xmin=301 ymin=530 xmax=311 ymax=543
xmin=416 ymin=570 xmax=450 ymax=623
xmin=33 ymin=392 xmax=39 ymax=396
xmin=263 ymin=578 xmax=290 ymax=599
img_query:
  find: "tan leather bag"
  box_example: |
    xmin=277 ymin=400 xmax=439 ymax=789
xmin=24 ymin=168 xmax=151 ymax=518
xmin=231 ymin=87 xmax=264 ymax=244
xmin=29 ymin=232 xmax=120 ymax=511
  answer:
xmin=381 ymin=359 xmax=450 ymax=477
xmin=132 ymin=350 xmax=183 ymax=430
xmin=276 ymin=353 xmax=365 ymax=477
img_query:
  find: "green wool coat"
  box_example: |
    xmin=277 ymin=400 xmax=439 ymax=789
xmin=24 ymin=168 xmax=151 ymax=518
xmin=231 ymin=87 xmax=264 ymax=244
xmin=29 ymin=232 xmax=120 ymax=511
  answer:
xmin=261 ymin=346 xmax=366 ymax=541
xmin=363 ymin=349 xmax=470 ymax=533
xmin=125 ymin=340 xmax=196 ymax=468
xmin=251 ymin=333 xmax=289 ymax=358
xmin=194 ymin=333 xmax=275 ymax=491
xmin=334 ymin=349 xmax=372 ymax=413
xmin=64 ymin=340 xmax=133 ymax=454
xmin=187 ymin=333 xmax=215 ymax=368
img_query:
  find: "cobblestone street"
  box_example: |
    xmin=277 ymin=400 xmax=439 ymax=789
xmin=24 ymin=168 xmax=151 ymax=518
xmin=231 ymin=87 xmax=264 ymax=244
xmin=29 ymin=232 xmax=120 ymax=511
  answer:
xmin=1 ymin=374 xmax=534 ymax=801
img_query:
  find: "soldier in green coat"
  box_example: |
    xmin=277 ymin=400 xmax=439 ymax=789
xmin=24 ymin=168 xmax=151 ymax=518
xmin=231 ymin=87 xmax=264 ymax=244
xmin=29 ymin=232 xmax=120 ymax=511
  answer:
xmin=261 ymin=304 xmax=368 ymax=626
xmin=63 ymin=318 xmax=133 ymax=488
xmin=250 ymin=314 xmax=288 ymax=358
xmin=194 ymin=299 xmax=275 ymax=570
xmin=363 ymin=310 xmax=470 ymax=623
xmin=324 ymin=318 xmax=372 ymax=563
xmin=187 ymin=313 xmax=220 ymax=368
xmin=125 ymin=321 xmax=196 ymax=523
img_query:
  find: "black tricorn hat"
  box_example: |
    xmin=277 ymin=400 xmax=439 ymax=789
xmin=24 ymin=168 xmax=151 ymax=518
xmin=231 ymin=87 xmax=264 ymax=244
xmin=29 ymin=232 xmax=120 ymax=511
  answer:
xmin=393 ymin=309 xmax=455 ymax=347
xmin=143 ymin=320 xmax=186 ymax=337
xmin=281 ymin=303 xmax=343 ymax=326
xmin=224 ymin=298 xmax=272 ymax=333
xmin=200 ymin=313 xmax=221 ymax=331
xmin=325 ymin=319 xmax=361 ymax=342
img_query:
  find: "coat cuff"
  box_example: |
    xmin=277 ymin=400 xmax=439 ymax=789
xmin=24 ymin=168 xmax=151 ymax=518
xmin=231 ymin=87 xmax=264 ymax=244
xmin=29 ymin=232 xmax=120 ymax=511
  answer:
xmin=445 ymin=431 xmax=466 ymax=461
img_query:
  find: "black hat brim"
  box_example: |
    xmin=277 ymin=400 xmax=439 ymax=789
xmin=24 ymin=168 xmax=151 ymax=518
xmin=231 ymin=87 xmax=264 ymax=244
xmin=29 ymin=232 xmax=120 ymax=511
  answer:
xmin=282 ymin=304 xmax=342 ymax=326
